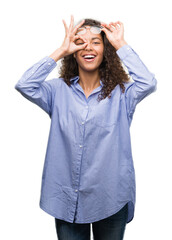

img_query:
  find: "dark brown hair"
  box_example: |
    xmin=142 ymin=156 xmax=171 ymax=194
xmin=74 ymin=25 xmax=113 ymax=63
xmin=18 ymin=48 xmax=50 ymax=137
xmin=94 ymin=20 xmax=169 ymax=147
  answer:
xmin=58 ymin=18 xmax=130 ymax=102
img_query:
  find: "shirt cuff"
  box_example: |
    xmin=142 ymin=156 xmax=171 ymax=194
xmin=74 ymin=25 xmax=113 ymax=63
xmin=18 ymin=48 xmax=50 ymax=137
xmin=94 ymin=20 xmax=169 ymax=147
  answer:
xmin=116 ymin=45 xmax=134 ymax=60
xmin=41 ymin=56 xmax=57 ymax=72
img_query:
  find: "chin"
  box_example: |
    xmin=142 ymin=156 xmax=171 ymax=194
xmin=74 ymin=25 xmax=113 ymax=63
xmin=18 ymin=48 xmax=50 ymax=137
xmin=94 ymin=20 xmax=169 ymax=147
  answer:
xmin=79 ymin=63 xmax=101 ymax=72
xmin=81 ymin=67 xmax=99 ymax=73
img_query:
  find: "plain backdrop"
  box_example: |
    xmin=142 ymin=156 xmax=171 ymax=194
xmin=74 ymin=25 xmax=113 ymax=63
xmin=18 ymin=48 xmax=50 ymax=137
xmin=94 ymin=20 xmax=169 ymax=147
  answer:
xmin=1 ymin=0 xmax=172 ymax=239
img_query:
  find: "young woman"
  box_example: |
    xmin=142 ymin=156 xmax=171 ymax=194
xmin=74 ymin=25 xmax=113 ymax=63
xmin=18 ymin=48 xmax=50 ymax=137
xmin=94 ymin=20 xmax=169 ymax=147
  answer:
xmin=15 ymin=15 xmax=157 ymax=240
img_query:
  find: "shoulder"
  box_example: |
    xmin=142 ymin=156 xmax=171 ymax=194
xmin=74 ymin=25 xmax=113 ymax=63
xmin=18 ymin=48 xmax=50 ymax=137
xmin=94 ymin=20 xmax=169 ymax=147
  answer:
xmin=46 ymin=77 xmax=64 ymax=88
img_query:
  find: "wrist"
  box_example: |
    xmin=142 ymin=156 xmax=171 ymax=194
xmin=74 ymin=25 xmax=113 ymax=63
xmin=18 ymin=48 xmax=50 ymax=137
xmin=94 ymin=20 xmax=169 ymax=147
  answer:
xmin=112 ymin=40 xmax=128 ymax=51
xmin=49 ymin=48 xmax=66 ymax=62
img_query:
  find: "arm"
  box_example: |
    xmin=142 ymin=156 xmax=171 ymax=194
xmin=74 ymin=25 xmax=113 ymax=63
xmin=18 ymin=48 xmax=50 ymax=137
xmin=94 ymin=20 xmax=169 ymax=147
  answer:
xmin=101 ymin=21 xmax=157 ymax=122
xmin=14 ymin=16 xmax=92 ymax=117
xmin=14 ymin=55 xmax=58 ymax=117
xmin=116 ymin=44 xmax=157 ymax=120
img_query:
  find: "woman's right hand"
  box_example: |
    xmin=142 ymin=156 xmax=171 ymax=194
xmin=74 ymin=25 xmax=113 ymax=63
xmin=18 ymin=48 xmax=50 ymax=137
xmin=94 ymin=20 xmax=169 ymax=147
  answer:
xmin=60 ymin=15 xmax=88 ymax=57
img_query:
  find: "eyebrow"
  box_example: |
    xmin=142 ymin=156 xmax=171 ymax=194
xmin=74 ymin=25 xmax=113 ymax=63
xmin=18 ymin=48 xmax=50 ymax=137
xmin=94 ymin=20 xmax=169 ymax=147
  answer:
xmin=76 ymin=37 xmax=102 ymax=41
xmin=91 ymin=37 xmax=102 ymax=41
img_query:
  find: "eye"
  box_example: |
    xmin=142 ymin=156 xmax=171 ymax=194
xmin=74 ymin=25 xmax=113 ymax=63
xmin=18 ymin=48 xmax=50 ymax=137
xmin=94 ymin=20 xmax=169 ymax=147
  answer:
xmin=93 ymin=42 xmax=100 ymax=44
xmin=75 ymin=40 xmax=84 ymax=45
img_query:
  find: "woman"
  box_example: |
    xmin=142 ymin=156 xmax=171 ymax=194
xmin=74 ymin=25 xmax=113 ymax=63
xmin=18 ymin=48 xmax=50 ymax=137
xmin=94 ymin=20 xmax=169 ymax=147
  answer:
xmin=14 ymin=15 xmax=157 ymax=240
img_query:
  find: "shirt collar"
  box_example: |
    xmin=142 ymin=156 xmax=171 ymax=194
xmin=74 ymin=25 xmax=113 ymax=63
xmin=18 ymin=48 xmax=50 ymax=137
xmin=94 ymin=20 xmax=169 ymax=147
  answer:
xmin=70 ymin=76 xmax=103 ymax=87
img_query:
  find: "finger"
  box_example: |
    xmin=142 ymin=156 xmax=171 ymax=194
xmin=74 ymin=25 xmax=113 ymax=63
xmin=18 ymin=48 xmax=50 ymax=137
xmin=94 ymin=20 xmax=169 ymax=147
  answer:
xmin=101 ymin=22 xmax=111 ymax=29
xmin=109 ymin=22 xmax=119 ymax=29
xmin=74 ymin=42 xmax=88 ymax=53
xmin=74 ymin=35 xmax=87 ymax=42
xmin=110 ymin=21 xmax=123 ymax=25
xmin=115 ymin=22 xmax=122 ymax=29
xmin=101 ymin=23 xmax=113 ymax=33
xmin=78 ymin=35 xmax=87 ymax=42
xmin=116 ymin=21 xmax=123 ymax=26
xmin=117 ymin=21 xmax=124 ymax=30
xmin=62 ymin=19 xmax=68 ymax=35
xmin=108 ymin=23 xmax=117 ymax=32
xmin=109 ymin=22 xmax=116 ymax=27
xmin=73 ymin=19 xmax=85 ymax=35
xmin=100 ymin=26 xmax=109 ymax=35
xmin=69 ymin=15 xmax=74 ymax=31
xmin=77 ymin=42 xmax=88 ymax=50
xmin=111 ymin=21 xmax=123 ymax=29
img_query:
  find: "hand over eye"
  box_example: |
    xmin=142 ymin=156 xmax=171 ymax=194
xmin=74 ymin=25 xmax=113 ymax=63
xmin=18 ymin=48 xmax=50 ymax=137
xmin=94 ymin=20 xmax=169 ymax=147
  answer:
xmin=59 ymin=15 xmax=88 ymax=57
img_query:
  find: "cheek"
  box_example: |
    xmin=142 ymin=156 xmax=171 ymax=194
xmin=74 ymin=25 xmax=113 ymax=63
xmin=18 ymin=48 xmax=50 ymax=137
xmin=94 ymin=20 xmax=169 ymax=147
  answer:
xmin=97 ymin=45 xmax=104 ymax=55
xmin=98 ymin=48 xmax=104 ymax=59
xmin=74 ymin=51 xmax=81 ymax=60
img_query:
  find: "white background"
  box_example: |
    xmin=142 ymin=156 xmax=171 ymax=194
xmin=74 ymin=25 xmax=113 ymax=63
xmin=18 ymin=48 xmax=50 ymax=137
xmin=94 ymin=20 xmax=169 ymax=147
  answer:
xmin=1 ymin=0 xmax=172 ymax=239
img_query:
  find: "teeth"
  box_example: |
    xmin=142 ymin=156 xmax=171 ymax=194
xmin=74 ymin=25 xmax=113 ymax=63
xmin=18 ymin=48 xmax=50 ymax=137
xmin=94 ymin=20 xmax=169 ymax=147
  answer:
xmin=83 ymin=55 xmax=95 ymax=59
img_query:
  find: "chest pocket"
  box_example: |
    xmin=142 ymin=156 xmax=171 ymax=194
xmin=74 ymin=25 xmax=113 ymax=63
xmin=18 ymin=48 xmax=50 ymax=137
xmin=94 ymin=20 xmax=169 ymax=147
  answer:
xmin=91 ymin=99 xmax=119 ymax=128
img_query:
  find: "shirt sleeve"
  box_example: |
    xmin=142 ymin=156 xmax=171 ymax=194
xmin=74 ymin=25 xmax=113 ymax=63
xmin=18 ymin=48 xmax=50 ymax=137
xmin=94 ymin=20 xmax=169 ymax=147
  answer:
xmin=116 ymin=44 xmax=157 ymax=122
xmin=14 ymin=56 xmax=58 ymax=117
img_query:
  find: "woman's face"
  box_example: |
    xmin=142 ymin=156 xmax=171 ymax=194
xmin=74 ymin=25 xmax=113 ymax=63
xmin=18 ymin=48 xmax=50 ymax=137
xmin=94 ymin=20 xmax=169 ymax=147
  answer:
xmin=74 ymin=26 xmax=104 ymax=73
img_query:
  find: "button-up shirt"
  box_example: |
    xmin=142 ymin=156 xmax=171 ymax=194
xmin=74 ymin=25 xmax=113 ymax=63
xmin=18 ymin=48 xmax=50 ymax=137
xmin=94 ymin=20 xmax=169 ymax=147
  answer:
xmin=14 ymin=44 xmax=157 ymax=224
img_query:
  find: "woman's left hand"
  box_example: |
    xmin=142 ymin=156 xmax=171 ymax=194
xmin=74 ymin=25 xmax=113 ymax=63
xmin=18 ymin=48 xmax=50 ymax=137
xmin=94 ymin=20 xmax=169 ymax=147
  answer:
xmin=100 ymin=21 xmax=128 ymax=50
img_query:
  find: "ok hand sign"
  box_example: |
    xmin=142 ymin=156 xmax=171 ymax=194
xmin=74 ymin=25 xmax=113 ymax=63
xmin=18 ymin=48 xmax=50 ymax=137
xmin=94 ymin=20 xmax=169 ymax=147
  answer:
xmin=60 ymin=15 xmax=88 ymax=57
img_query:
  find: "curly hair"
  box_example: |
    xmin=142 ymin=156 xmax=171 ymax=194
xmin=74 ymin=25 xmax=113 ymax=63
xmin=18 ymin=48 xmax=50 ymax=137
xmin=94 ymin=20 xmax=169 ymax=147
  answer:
xmin=58 ymin=18 xmax=130 ymax=102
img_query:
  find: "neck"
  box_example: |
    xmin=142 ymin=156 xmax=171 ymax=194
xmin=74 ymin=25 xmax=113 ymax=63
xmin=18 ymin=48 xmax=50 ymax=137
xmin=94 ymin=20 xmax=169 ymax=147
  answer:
xmin=78 ymin=70 xmax=101 ymax=91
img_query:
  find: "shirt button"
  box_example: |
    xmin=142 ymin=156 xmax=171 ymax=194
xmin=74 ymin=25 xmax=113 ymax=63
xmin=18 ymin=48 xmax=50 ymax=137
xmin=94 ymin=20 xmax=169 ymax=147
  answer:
xmin=31 ymin=71 xmax=34 ymax=73
xmin=48 ymin=62 xmax=51 ymax=65
xmin=85 ymin=106 xmax=88 ymax=109
xmin=79 ymin=145 xmax=83 ymax=148
xmin=81 ymin=122 xmax=85 ymax=125
xmin=127 ymin=47 xmax=130 ymax=50
xmin=75 ymin=189 xmax=78 ymax=192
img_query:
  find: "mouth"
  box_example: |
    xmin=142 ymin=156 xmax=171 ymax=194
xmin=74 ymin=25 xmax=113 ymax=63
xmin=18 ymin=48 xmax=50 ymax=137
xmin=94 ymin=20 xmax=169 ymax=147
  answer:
xmin=82 ymin=54 xmax=96 ymax=62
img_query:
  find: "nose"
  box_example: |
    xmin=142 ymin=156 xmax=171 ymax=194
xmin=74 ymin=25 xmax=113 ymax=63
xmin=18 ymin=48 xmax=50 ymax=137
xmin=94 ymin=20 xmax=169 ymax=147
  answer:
xmin=85 ymin=41 xmax=92 ymax=50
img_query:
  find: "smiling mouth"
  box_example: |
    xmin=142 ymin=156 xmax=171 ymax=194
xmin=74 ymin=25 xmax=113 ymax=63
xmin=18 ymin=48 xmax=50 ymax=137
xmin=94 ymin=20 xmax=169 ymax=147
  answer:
xmin=82 ymin=55 xmax=96 ymax=62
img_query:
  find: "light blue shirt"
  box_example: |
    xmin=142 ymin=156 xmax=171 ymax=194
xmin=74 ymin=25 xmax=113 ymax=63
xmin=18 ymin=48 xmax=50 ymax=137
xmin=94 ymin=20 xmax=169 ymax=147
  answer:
xmin=14 ymin=44 xmax=157 ymax=224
